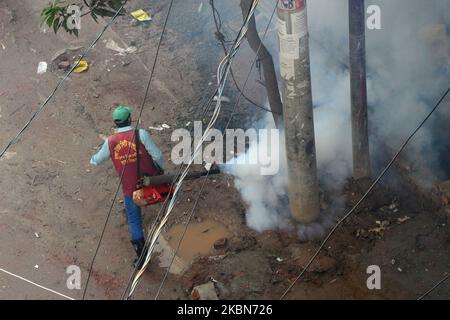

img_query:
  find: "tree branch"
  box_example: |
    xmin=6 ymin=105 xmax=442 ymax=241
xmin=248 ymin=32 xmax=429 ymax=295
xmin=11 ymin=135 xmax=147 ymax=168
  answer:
xmin=240 ymin=0 xmax=283 ymax=127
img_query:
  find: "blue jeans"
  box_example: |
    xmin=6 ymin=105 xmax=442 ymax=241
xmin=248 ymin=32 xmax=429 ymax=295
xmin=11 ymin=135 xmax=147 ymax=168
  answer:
xmin=124 ymin=196 xmax=144 ymax=241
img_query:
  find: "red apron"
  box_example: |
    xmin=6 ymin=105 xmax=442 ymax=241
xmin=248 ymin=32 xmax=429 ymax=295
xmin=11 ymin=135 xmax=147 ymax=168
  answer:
xmin=108 ymin=130 xmax=160 ymax=196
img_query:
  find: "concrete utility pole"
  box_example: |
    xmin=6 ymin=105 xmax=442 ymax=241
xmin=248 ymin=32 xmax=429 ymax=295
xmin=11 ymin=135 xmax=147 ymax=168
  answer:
xmin=277 ymin=0 xmax=320 ymax=224
xmin=349 ymin=0 xmax=370 ymax=179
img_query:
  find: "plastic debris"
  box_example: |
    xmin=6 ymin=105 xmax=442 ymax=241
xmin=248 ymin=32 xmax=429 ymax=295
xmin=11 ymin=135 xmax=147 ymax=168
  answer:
xmin=34 ymin=265 xmax=39 ymax=269
xmin=369 ymin=220 xmax=389 ymax=235
xmin=1 ymin=42 xmax=5 ymax=50
xmin=37 ymin=61 xmax=47 ymax=74
xmin=105 ymin=39 xmax=137 ymax=56
xmin=0 ymin=151 xmax=16 ymax=161
xmin=191 ymin=282 xmax=218 ymax=300
xmin=388 ymin=202 xmax=398 ymax=211
xmin=131 ymin=9 xmax=152 ymax=22
xmin=73 ymin=60 xmax=89 ymax=73
xmin=148 ymin=126 xmax=164 ymax=131
xmin=397 ymin=216 xmax=411 ymax=224
xmin=149 ymin=124 xmax=170 ymax=130
xmin=34 ymin=232 xmax=40 ymax=238
xmin=207 ymin=254 xmax=229 ymax=262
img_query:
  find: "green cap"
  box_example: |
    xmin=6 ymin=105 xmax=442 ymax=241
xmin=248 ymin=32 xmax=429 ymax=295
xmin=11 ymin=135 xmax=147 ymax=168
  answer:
xmin=113 ymin=105 xmax=132 ymax=123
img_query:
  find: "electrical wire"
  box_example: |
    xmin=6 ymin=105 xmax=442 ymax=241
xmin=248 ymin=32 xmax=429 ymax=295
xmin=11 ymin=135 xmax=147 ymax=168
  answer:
xmin=120 ymin=165 xmax=184 ymax=299
xmin=0 ymin=3 xmax=125 ymax=160
xmin=153 ymin=168 xmax=210 ymax=300
xmin=0 ymin=267 xmax=75 ymax=300
xmin=417 ymin=273 xmax=450 ymax=300
xmin=209 ymin=0 xmax=279 ymax=115
xmin=124 ymin=0 xmax=263 ymax=299
xmin=280 ymin=87 xmax=450 ymax=300
xmin=81 ymin=0 xmax=175 ymax=300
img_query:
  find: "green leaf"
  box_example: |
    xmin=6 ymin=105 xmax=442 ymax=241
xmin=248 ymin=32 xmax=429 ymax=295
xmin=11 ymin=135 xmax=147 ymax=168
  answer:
xmin=53 ymin=17 xmax=60 ymax=33
xmin=42 ymin=0 xmax=127 ymax=36
xmin=46 ymin=13 xmax=55 ymax=28
xmin=107 ymin=0 xmax=122 ymax=11
xmin=90 ymin=11 xmax=98 ymax=23
xmin=92 ymin=7 xmax=116 ymax=17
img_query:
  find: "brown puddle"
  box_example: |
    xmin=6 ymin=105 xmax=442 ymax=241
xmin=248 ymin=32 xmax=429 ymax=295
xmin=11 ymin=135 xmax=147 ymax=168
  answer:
xmin=166 ymin=219 xmax=230 ymax=263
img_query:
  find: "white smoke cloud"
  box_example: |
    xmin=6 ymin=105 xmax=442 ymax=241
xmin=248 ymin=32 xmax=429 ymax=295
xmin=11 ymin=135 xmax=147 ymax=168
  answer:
xmin=364 ymin=0 xmax=450 ymax=184
xmin=222 ymin=113 xmax=338 ymax=240
xmin=308 ymin=0 xmax=449 ymax=183
xmin=223 ymin=115 xmax=291 ymax=232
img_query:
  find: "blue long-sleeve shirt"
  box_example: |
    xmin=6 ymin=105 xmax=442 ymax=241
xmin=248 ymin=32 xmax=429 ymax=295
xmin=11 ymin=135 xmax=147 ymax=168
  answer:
xmin=90 ymin=126 xmax=164 ymax=169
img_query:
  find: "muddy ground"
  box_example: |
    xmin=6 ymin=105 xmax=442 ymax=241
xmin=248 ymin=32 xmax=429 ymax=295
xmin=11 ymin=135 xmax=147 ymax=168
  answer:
xmin=0 ymin=0 xmax=449 ymax=300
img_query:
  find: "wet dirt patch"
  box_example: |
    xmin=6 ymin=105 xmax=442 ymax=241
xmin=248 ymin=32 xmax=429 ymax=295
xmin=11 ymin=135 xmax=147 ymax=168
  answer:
xmin=166 ymin=220 xmax=231 ymax=263
xmin=154 ymin=220 xmax=231 ymax=276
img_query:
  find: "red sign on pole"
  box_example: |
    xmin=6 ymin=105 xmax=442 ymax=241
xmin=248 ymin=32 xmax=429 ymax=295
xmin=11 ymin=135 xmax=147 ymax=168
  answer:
xmin=278 ymin=0 xmax=305 ymax=11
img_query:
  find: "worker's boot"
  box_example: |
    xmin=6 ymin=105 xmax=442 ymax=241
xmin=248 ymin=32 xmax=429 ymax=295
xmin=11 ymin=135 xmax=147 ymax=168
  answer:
xmin=131 ymin=238 xmax=147 ymax=269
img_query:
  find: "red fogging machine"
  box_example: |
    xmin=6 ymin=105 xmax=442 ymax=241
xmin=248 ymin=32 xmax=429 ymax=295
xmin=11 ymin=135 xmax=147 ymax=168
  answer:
xmin=131 ymin=129 xmax=221 ymax=207
xmin=132 ymin=167 xmax=221 ymax=207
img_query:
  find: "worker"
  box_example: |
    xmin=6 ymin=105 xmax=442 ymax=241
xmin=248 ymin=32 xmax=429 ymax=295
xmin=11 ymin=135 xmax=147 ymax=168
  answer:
xmin=90 ymin=105 xmax=164 ymax=267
